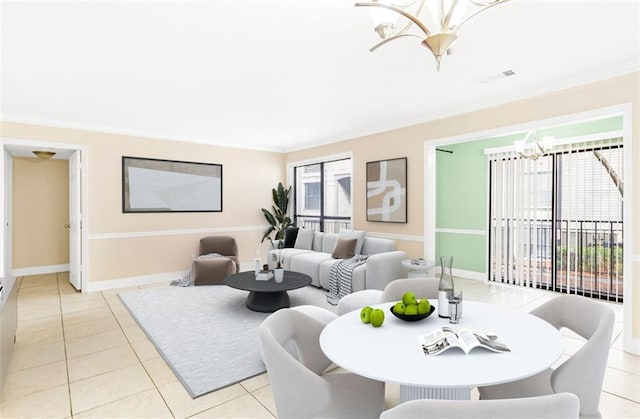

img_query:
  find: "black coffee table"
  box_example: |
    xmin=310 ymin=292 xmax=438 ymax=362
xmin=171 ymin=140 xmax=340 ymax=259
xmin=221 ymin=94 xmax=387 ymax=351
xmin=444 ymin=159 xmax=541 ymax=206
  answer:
xmin=224 ymin=270 xmax=312 ymax=312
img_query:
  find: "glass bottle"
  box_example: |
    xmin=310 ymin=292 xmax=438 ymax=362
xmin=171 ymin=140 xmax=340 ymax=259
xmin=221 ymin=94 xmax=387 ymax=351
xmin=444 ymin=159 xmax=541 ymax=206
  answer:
xmin=438 ymin=256 xmax=454 ymax=318
xmin=254 ymin=247 xmax=262 ymax=275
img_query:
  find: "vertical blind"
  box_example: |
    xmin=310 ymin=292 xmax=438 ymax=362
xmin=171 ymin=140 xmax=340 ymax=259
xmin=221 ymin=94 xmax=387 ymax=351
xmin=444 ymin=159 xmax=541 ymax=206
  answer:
xmin=488 ymin=136 xmax=624 ymax=301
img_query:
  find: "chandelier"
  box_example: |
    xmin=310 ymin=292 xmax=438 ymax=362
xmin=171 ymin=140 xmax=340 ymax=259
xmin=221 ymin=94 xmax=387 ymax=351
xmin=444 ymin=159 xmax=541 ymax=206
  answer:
xmin=355 ymin=0 xmax=511 ymax=70
xmin=514 ymin=131 xmax=554 ymax=160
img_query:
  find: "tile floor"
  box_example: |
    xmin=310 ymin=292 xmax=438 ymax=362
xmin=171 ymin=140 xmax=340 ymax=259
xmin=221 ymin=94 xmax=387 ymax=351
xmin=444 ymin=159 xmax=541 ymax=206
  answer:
xmin=0 ymin=273 xmax=638 ymax=418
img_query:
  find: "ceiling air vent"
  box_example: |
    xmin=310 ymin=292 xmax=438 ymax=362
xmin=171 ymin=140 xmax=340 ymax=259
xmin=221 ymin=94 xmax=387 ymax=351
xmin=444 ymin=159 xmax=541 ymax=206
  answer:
xmin=477 ymin=68 xmax=517 ymax=84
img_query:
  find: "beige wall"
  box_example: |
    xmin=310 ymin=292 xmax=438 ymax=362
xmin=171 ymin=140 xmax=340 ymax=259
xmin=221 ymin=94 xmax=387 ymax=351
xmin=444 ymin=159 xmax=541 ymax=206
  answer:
xmin=0 ymin=124 xmax=285 ymax=283
xmin=12 ymin=157 xmax=69 ymax=268
xmin=286 ymin=71 xmax=640 ymax=338
xmin=1 ymin=72 xmax=638 ymax=339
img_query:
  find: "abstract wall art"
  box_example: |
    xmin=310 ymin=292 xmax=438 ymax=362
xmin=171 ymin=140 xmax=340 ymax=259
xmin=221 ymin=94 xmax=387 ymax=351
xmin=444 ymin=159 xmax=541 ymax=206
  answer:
xmin=366 ymin=157 xmax=407 ymax=223
xmin=122 ymin=156 xmax=222 ymax=213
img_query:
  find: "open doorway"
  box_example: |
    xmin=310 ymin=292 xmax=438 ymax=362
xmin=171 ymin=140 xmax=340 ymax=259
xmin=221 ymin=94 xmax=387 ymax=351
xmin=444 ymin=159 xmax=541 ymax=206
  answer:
xmin=1 ymin=139 xmax=87 ymax=291
xmin=424 ymin=104 xmax=634 ymax=353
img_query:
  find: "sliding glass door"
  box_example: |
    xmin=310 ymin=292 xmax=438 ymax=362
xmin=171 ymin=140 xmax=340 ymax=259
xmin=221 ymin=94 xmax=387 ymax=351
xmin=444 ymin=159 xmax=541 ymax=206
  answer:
xmin=489 ymin=141 xmax=624 ymax=302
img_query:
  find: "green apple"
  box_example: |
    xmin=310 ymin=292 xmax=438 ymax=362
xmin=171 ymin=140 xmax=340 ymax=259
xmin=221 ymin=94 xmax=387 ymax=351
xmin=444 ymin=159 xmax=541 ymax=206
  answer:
xmin=402 ymin=291 xmax=417 ymax=306
xmin=392 ymin=301 xmax=406 ymax=315
xmin=418 ymin=299 xmax=431 ymax=314
xmin=370 ymin=309 xmax=385 ymax=327
xmin=360 ymin=306 xmax=373 ymax=324
xmin=404 ymin=304 xmax=418 ymax=315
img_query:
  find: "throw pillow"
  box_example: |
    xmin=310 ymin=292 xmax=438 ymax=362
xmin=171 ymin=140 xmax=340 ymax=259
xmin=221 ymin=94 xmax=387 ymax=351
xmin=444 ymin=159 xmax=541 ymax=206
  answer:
xmin=331 ymin=238 xmax=357 ymax=259
xmin=294 ymin=228 xmax=315 ymax=250
xmin=338 ymin=229 xmax=366 ymax=255
xmin=283 ymin=227 xmax=299 ymax=248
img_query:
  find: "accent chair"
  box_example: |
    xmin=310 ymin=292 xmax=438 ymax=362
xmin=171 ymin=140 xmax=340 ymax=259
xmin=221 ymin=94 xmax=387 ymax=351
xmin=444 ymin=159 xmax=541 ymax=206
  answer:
xmin=380 ymin=393 xmax=580 ymax=419
xmin=478 ymin=294 xmax=614 ymax=419
xmin=193 ymin=235 xmax=239 ymax=285
xmin=259 ymin=308 xmax=385 ymax=419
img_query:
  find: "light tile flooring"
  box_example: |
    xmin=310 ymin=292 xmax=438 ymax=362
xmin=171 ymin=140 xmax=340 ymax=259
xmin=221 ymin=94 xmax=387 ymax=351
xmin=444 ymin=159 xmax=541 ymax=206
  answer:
xmin=0 ymin=273 xmax=639 ymax=418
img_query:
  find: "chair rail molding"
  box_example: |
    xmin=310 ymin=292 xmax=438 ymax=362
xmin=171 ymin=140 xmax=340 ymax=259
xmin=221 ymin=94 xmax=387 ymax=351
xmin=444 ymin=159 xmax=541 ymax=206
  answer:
xmin=88 ymin=225 xmax=264 ymax=240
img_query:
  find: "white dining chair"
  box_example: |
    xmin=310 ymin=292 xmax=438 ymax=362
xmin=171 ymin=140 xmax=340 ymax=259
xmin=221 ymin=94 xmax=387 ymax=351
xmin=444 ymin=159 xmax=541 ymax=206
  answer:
xmin=259 ymin=308 xmax=385 ymax=419
xmin=478 ymin=294 xmax=614 ymax=419
xmin=337 ymin=277 xmax=439 ymax=315
xmin=291 ymin=304 xmax=337 ymax=325
xmin=380 ymin=393 xmax=580 ymax=419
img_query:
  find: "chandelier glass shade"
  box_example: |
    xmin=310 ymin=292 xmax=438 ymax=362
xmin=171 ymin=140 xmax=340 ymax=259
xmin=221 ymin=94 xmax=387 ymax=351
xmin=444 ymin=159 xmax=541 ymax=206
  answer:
xmin=514 ymin=131 xmax=554 ymax=160
xmin=355 ymin=0 xmax=511 ymax=70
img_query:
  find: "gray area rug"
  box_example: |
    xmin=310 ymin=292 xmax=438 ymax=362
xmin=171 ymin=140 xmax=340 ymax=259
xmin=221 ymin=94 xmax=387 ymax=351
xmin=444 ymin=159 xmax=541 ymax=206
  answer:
xmin=119 ymin=284 xmax=336 ymax=398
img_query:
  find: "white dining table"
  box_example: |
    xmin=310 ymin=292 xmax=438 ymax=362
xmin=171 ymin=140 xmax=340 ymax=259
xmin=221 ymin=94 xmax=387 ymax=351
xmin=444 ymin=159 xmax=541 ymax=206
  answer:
xmin=319 ymin=300 xmax=563 ymax=401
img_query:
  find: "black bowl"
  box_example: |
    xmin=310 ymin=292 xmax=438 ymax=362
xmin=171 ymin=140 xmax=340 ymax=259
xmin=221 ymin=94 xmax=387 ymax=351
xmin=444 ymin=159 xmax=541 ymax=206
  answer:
xmin=389 ymin=304 xmax=435 ymax=322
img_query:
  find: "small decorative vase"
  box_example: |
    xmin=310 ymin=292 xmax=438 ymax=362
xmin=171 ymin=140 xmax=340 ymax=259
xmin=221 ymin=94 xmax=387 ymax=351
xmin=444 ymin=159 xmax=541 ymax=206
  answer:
xmin=437 ymin=256 xmax=455 ymax=318
xmin=274 ymin=268 xmax=284 ymax=283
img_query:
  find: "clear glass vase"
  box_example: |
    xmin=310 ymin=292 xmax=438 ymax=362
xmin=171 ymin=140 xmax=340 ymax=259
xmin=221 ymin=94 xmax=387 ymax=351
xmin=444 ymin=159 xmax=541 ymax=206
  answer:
xmin=438 ymin=256 xmax=455 ymax=318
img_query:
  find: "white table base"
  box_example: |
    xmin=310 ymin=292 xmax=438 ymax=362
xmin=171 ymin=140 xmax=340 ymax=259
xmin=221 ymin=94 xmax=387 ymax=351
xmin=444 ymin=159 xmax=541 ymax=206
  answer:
xmin=399 ymin=385 xmax=471 ymax=402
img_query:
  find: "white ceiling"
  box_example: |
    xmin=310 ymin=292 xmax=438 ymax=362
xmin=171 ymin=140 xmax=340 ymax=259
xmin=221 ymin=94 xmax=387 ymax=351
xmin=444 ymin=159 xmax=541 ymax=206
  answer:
xmin=1 ymin=0 xmax=639 ymax=153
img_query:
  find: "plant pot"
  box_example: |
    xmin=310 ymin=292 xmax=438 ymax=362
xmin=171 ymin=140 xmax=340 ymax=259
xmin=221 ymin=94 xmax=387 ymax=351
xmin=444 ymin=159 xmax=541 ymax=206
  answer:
xmin=274 ymin=268 xmax=284 ymax=283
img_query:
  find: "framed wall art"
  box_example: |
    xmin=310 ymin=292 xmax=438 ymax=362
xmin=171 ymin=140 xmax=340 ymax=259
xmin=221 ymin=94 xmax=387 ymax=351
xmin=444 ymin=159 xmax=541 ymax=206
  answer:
xmin=122 ymin=156 xmax=222 ymax=213
xmin=366 ymin=157 xmax=407 ymax=223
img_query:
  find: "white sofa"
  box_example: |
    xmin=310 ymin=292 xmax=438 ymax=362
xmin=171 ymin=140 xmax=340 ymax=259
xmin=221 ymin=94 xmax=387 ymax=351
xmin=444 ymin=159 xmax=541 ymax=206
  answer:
xmin=268 ymin=231 xmax=407 ymax=292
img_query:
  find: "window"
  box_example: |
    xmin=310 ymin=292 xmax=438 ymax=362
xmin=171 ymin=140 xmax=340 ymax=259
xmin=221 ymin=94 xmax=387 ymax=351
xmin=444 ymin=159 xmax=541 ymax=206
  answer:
xmin=294 ymin=158 xmax=352 ymax=233
xmin=304 ymin=182 xmax=320 ymax=210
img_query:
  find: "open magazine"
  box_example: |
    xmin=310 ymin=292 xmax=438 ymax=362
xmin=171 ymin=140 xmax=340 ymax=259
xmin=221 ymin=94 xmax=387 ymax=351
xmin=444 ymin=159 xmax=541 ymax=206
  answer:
xmin=418 ymin=327 xmax=511 ymax=356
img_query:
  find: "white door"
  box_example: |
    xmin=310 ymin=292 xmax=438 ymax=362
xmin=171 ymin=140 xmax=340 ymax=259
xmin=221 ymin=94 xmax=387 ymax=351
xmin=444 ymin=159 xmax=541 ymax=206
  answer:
xmin=1 ymin=150 xmax=12 ymax=279
xmin=69 ymin=151 xmax=82 ymax=290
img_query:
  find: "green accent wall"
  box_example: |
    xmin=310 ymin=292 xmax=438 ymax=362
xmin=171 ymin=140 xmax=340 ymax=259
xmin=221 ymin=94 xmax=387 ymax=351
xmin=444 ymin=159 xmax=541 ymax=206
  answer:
xmin=435 ymin=116 xmax=622 ymax=275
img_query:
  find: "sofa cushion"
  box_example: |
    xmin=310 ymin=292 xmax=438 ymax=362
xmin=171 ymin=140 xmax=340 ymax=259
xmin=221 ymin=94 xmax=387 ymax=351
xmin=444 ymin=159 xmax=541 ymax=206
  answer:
xmin=338 ymin=229 xmax=366 ymax=255
xmin=361 ymin=237 xmax=397 ymax=254
xmin=294 ymin=228 xmax=315 ymax=250
xmin=269 ymin=248 xmax=313 ymax=270
xmin=283 ymin=227 xmax=299 ymax=248
xmin=321 ymin=233 xmax=338 ymax=253
xmin=332 ymin=238 xmax=357 ymax=259
xmin=290 ymin=252 xmax=335 ymax=287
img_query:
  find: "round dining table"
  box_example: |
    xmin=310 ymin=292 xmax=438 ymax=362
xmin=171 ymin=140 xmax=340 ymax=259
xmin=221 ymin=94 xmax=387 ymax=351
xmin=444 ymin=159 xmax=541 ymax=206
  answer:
xmin=319 ymin=300 xmax=563 ymax=401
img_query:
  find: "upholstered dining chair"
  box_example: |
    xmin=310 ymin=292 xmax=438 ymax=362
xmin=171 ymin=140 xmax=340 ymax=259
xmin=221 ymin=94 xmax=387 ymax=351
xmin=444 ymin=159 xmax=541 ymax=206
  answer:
xmin=192 ymin=235 xmax=239 ymax=285
xmin=478 ymin=294 xmax=615 ymax=419
xmin=337 ymin=277 xmax=440 ymax=315
xmin=259 ymin=308 xmax=385 ymax=419
xmin=380 ymin=393 xmax=580 ymax=419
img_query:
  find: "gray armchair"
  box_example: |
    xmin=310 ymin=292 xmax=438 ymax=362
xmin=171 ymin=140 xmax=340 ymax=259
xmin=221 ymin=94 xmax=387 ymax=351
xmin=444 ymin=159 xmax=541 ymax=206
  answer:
xmin=478 ymin=294 xmax=614 ymax=419
xmin=192 ymin=236 xmax=239 ymax=285
xmin=259 ymin=308 xmax=385 ymax=419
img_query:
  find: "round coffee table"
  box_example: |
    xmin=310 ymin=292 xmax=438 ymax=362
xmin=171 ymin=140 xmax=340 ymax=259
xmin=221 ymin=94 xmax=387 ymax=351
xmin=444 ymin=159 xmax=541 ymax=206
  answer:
xmin=224 ymin=270 xmax=312 ymax=312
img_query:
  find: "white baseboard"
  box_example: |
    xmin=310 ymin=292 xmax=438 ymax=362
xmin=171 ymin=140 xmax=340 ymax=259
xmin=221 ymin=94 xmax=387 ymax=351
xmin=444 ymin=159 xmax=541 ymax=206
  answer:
xmin=623 ymin=335 xmax=640 ymax=355
xmin=452 ymin=268 xmax=487 ymax=282
xmin=13 ymin=264 xmax=70 ymax=277
xmin=88 ymin=263 xmax=256 ymax=293
xmin=86 ymin=270 xmax=186 ymax=292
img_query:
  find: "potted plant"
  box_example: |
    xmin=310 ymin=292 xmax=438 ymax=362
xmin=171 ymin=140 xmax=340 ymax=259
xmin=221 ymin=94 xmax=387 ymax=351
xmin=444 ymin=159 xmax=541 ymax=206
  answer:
xmin=261 ymin=182 xmax=293 ymax=249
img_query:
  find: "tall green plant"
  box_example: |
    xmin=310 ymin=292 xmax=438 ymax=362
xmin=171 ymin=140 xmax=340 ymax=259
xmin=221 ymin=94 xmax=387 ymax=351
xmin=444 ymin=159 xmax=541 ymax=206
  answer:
xmin=261 ymin=182 xmax=293 ymax=245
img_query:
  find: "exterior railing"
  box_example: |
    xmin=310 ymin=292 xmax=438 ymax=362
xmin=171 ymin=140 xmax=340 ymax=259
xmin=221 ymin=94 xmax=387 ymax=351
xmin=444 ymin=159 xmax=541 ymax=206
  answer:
xmin=294 ymin=216 xmax=351 ymax=234
xmin=491 ymin=218 xmax=623 ymax=302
